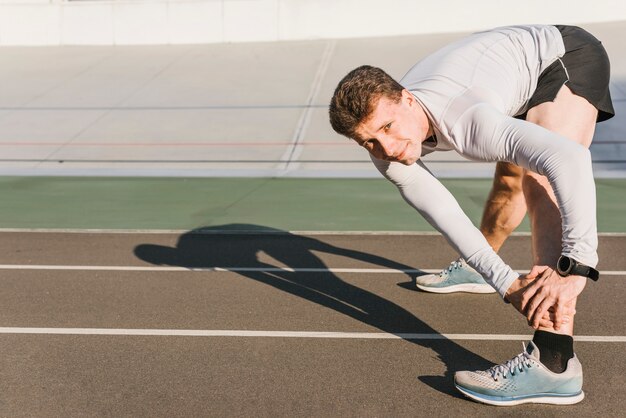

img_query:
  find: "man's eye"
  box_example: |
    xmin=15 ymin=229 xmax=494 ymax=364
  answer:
xmin=384 ymin=123 xmax=392 ymax=131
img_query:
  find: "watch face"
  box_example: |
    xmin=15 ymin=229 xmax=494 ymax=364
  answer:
xmin=558 ymin=256 xmax=572 ymax=274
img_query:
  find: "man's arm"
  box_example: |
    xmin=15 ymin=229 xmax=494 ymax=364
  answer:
xmin=456 ymin=103 xmax=598 ymax=270
xmin=455 ymin=104 xmax=597 ymax=327
xmin=369 ymin=154 xmax=519 ymax=297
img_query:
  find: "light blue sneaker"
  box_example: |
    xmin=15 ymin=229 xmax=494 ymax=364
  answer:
xmin=454 ymin=341 xmax=584 ymax=406
xmin=415 ymin=258 xmax=495 ymax=294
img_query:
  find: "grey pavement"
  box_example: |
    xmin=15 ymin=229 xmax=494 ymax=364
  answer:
xmin=0 ymin=21 xmax=625 ymax=177
xmin=0 ymin=231 xmax=625 ymax=417
xmin=1 ymin=231 xmax=625 ymax=336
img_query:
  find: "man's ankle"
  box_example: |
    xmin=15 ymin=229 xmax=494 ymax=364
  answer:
xmin=532 ymin=330 xmax=574 ymax=373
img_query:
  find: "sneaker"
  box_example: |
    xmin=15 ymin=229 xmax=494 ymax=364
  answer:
xmin=454 ymin=341 xmax=584 ymax=406
xmin=415 ymin=258 xmax=495 ymax=294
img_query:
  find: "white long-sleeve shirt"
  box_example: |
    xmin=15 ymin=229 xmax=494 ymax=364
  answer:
xmin=370 ymin=25 xmax=598 ymax=298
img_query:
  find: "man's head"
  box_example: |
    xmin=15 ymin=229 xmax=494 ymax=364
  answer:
xmin=329 ymin=65 xmax=431 ymax=165
xmin=329 ymin=65 xmax=404 ymax=139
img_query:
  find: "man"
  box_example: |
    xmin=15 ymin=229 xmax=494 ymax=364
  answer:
xmin=328 ymin=25 xmax=614 ymax=406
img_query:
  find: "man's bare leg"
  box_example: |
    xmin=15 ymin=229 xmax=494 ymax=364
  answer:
xmin=523 ymin=84 xmax=598 ymax=336
xmin=479 ymin=162 xmax=527 ymax=252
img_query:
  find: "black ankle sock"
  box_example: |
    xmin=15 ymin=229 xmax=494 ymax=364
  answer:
xmin=532 ymin=330 xmax=574 ymax=373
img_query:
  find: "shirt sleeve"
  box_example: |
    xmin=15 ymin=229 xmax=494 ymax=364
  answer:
xmin=370 ymin=154 xmax=519 ymax=298
xmin=452 ymin=103 xmax=598 ymax=268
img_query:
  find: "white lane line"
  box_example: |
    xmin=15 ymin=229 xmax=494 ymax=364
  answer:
xmin=1 ymin=228 xmax=626 ymax=237
xmin=0 ymin=265 xmax=625 ymax=275
xmin=0 ymin=328 xmax=624 ymax=342
xmin=0 ymin=265 xmax=421 ymax=273
xmin=0 ymin=228 xmax=455 ymax=235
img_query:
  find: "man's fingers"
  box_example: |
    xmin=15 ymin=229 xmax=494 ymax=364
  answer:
xmin=523 ymin=283 xmax=546 ymax=320
xmin=527 ymin=265 xmax=550 ymax=279
xmin=533 ymin=315 xmax=571 ymax=329
xmin=518 ymin=269 xmax=581 ymax=331
xmin=521 ymin=268 xmax=552 ymax=310
xmin=520 ymin=280 xmax=543 ymax=313
xmin=542 ymin=309 xmax=570 ymax=325
xmin=531 ymin=297 xmax=554 ymax=329
xmin=521 ymin=269 xmax=556 ymax=313
xmin=536 ymin=318 xmax=554 ymax=328
xmin=552 ymin=303 xmax=565 ymax=331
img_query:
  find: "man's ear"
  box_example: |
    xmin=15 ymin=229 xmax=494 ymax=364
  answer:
xmin=402 ymin=88 xmax=414 ymax=104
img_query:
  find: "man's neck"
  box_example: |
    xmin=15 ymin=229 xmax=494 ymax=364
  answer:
xmin=409 ymin=90 xmax=434 ymax=142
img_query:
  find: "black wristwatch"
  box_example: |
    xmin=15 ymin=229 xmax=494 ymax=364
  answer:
xmin=556 ymin=255 xmax=599 ymax=281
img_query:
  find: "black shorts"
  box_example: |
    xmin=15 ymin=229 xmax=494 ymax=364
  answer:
xmin=517 ymin=25 xmax=615 ymax=122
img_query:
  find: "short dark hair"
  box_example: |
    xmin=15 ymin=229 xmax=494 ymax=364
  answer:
xmin=329 ymin=65 xmax=404 ymax=140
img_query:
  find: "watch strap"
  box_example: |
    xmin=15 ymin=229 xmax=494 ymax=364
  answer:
xmin=571 ymin=262 xmax=600 ymax=281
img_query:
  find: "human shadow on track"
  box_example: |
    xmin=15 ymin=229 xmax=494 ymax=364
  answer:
xmin=134 ymin=223 xmax=493 ymax=399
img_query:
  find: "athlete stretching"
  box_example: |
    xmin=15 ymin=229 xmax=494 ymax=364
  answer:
xmin=329 ymin=25 xmax=614 ymax=405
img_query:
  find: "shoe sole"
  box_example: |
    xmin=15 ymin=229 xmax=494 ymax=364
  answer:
xmin=455 ymin=384 xmax=585 ymax=406
xmin=415 ymin=283 xmax=496 ymax=294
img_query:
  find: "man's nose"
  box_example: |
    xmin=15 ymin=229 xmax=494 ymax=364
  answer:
xmin=378 ymin=135 xmax=400 ymax=157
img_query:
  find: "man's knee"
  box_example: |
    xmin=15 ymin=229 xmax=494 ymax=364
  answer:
xmin=492 ymin=162 xmax=524 ymax=195
xmin=482 ymin=163 xmax=526 ymax=234
xmin=522 ymin=171 xmax=558 ymax=207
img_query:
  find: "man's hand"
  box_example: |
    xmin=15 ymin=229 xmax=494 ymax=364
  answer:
xmin=505 ymin=266 xmax=578 ymax=330
xmin=518 ymin=266 xmax=585 ymax=330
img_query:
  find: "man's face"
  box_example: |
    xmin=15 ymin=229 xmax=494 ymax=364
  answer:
xmin=354 ymin=89 xmax=430 ymax=165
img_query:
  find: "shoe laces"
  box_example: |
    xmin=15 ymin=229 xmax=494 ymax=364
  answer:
xmin=441 ymin=258 xmax=464 ymax=276
xmin=488 ymin=343 xmax=533 ymax=381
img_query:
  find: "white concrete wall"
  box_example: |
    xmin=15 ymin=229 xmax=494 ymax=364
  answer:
xmin=0 ymin=0 xmax=625 ymax=45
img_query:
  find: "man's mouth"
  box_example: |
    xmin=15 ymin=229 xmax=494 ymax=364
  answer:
xmin=395 ymin=143 xmax=410 ymax=161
